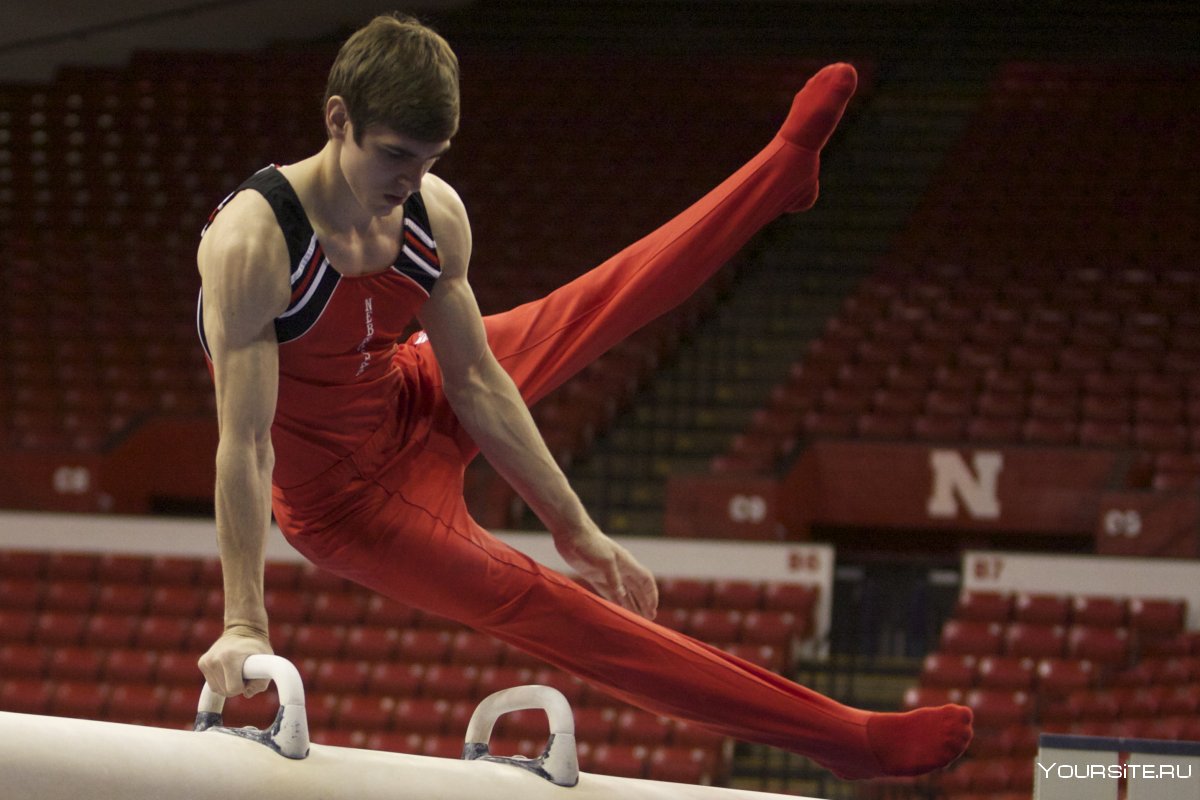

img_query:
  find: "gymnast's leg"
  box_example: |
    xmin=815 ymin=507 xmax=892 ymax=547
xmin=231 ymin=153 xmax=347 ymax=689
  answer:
xmin=475 ymin=62 xmax=859 ymax=408
xmin=282 ymin=473 xmax=971 ymax=780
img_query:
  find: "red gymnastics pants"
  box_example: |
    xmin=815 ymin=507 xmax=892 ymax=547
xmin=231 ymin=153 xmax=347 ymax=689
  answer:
xmin=272 ymin=64 xmax=971 ymax=780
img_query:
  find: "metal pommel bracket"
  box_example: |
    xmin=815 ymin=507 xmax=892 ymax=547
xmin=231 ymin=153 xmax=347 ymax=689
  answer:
xmin=462 ymin=685 xmax=580 ymax=787
xmin=194 ymin=654 xmax=310 ymax=759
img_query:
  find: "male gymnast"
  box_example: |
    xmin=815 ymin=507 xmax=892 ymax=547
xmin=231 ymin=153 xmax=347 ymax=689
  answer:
xmin=196 ymin=12 xmax=972 ymax=779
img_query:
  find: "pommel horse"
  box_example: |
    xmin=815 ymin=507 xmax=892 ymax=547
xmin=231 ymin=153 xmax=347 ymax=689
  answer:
xmin=1 ymin=655 xmax=827 ymax=800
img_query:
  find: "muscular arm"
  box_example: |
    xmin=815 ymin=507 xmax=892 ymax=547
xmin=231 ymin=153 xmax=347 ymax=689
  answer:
xmin=196 ymin=191 xmax=290 ymax=696
xmin=418 ymin=176 xmax=658 ymax=618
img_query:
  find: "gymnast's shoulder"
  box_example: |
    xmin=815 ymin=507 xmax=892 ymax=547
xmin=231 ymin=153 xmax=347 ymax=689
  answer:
xmin=420 ymin=172 xmax=472 ymax=271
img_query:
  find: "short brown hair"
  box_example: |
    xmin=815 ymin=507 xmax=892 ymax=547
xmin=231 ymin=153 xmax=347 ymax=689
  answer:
xmin=324 ymin=13 xmax=460 ymax=143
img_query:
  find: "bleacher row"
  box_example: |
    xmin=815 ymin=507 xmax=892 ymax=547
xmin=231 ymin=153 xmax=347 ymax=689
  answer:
xmin=901 ymin=590 xmax=1198 ymax=800
xmin=0 ymin=549 xmax=818 ymax=783
xmin=715 ymin=62 xmax=1200 ymax=490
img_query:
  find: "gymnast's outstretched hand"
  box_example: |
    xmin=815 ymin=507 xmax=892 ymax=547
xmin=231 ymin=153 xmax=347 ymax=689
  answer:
xmin=554 ymin=524 xmax=659 ymax=620
xmin=198 ymin=626 xmax=275 ymax=698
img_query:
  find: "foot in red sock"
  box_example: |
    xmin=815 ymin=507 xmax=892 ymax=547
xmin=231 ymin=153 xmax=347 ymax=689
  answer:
xmin=816 ymin=703 xmax=974 ymax=780
xmin=773 ymin=62 xmax=859 ymax=212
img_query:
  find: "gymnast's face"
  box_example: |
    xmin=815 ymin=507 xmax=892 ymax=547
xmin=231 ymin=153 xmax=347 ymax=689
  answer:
xmin=328 ymin=98 xmax=450 ymax=216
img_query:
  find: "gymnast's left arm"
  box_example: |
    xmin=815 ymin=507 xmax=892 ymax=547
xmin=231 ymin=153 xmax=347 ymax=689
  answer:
xmin=417 ymin=176 xmax=658 ymax=620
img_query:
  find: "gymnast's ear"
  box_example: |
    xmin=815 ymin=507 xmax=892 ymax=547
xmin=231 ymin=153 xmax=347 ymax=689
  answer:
xmin=325 ymin=96 xmax=351 ymax=141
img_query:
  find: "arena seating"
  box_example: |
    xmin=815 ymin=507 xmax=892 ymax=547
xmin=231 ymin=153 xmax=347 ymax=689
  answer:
xmin=903 ymin=588 xmax=1200 ymax=799
xmin=0 ymin=548 xmax=819 ymax=783
xmin=714 ymin=62 xmax=1200 ymax=494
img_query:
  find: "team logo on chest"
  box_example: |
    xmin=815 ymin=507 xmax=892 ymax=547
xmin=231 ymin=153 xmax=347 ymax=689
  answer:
xmin=355 ymin=297 xmax=375 ymax=377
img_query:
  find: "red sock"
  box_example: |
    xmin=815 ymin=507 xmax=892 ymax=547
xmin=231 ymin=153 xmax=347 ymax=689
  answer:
xmin=811 ymin=703 xmax=974 ymax=780
xmin=773 ymin=62 xmax=859 ymax=212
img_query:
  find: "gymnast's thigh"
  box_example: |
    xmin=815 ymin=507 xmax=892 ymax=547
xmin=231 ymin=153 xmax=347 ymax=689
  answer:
xmin=284 ymin=466 xmax=575 ymax=627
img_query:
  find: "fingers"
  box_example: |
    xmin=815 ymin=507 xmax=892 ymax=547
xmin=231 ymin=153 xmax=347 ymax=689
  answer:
xmin=612 ymin=550 xmax=659 ymax=621
xmin=243 ymin=678 xmax=270 ymax=698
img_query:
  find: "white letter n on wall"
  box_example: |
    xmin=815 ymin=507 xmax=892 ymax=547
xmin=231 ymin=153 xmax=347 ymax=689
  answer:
xmin=927 ymin=450 xmax=1003 ymax=519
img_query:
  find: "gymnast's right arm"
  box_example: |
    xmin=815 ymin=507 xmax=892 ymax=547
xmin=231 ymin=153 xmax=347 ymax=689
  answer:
xmin=195 ymin=192 xmax=291 ymax=698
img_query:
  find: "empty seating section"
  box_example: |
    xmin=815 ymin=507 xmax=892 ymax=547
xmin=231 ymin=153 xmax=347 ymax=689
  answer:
xmin=716 ymin=63 xmax=1200 ymax=479
xmin=907 ymin=589 xmax=1199 ymax=799
xmin=0 ymin=549 xmax=820 ymax=782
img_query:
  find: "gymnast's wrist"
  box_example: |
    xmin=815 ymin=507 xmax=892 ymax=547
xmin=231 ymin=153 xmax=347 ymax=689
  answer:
xmin=222 ymin=620 xmax=270 ymax=641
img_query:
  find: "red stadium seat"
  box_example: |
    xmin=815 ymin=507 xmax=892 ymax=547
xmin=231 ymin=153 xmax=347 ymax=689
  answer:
xmin=1070 ymin=595 xmax=1127 ymax=627
xmin=41 ymin=580 xmax=95 ymax=612
xmin=449 ymin=631 xmax=505 ymax=666
xmin=473 ymin=666 xmax=533 ymax=700
xmin=397 ymin=629 xmax=452 ymax=663
xmin=135 ymin=616 xmax=191 ymax=650
xmin=0 ymin=552 xmax=46 ymax=579
xmin=1128 ymin=597 xmax=1186 ymax=638
xmin=1067 ymin=625 xmax=1130 ymax=667
xmin=263 ymin=589 xmax=310 ymax=624
xmin=0 ymin=643 xmax=48 ymax=678
xmin=288 ymin=624 xmax=346 ymax=658
xmin=44 ymin=553 xmax=97 ymax=581
xmin=646 ymin=745 xmax=714 ymax=785
xmin=0 ymin=678 xmax=54 ymax=714
xmin=45 ymin=646 xmax=105 ymax=681
xmin=156 ymin=652 xmax=202 ymax=687
xmin=366 ymin=662 xmax=425 ymax=696
xmin=312 ymin=659 xmax=369 ymax=693
xmin=83 ymin=614 xmax=140 ymax=648
xmin=335 ymin=695 xmax=395 ymax=730
xmin=146 ymin=556 xmax=198 ymax=585
xmin=940 ymin=620 xmax=1004 ymax=656
xmin=104 ymin=649 xmax=159 ymax=683
xmin=50 ymin=680 xmax=110 ymax=719
xmin=34 ymin=611 xmax=88 ymax=646
xmin=976 ymin=656 xmax=1035 ymax=691
xmin=1035 ymin=658 xmax=1095 ymax=695
xmin=1012 ymin=593 xmax=1069 ymax=625
xmin=574 ymin=706 xmax=617 ymax=743
xmin=903 ymin=686 xmax=963 ymax=710
xmin=309 ymin=592 xmax=366 ymax=625
xmin=94 ymin=584 xmax=149 ymax=615
xmin=1004 ymin=623 xmax=1065 ymax=659
xmin=586 ymin=743 xmax=647 ymax=779
xmin=614 ymin=708 xmax=672 ymax=746
xmin=0 ymin=578 xmax=41 ymax=610
xmin=761 ymin=583 xmax=817 ymax=631
xmin=0 ymin=609 xmax=36 ymax=644
xmin=740 ymin=610 xmax=797 ymax=648
xmin=920 ymin=653 xmax=976 ymax=688
xmin=954 ymin=590 xmax=1013 ymax=622
xmin=392 ymin=696 xmax=451 ymax=736
xmin=420 ymin=664 xmax=478 ymax=700
xmin=687 ymin=609 xmax=743 ymax=645
xmin=709 ymin=579 xmax=763 ymax=610
xmin=149 ymin=586 xmax=204 ymax=617
xmin=658 ymin=578 xmax=712 ymax=609
xmin=344 ymin=626 xmax=400 ymax=660
xmin=964 ymin=689 xmax=1032 ymax=729
xmin=106 ymin=683 xmax=167 ymax=724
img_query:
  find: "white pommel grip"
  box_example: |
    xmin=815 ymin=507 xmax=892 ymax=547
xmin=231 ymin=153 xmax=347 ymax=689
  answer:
xmin=195 ymin=654 xmax=310 ymax=759
xmin=462 ymin=685 xmax=579 ymax=787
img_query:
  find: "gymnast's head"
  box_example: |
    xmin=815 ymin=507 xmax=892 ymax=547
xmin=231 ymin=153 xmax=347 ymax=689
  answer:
xmin=324 ymin=13 xmax=460 ymax=146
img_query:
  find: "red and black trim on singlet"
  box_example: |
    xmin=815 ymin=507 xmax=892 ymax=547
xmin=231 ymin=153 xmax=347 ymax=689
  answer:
xmin=197 ymin=165 xmax=440 ymax=357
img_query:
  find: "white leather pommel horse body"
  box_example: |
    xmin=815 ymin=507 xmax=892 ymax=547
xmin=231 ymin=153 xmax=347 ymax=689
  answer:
xmin=0 ymin=655 xmax=825 ymax=800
